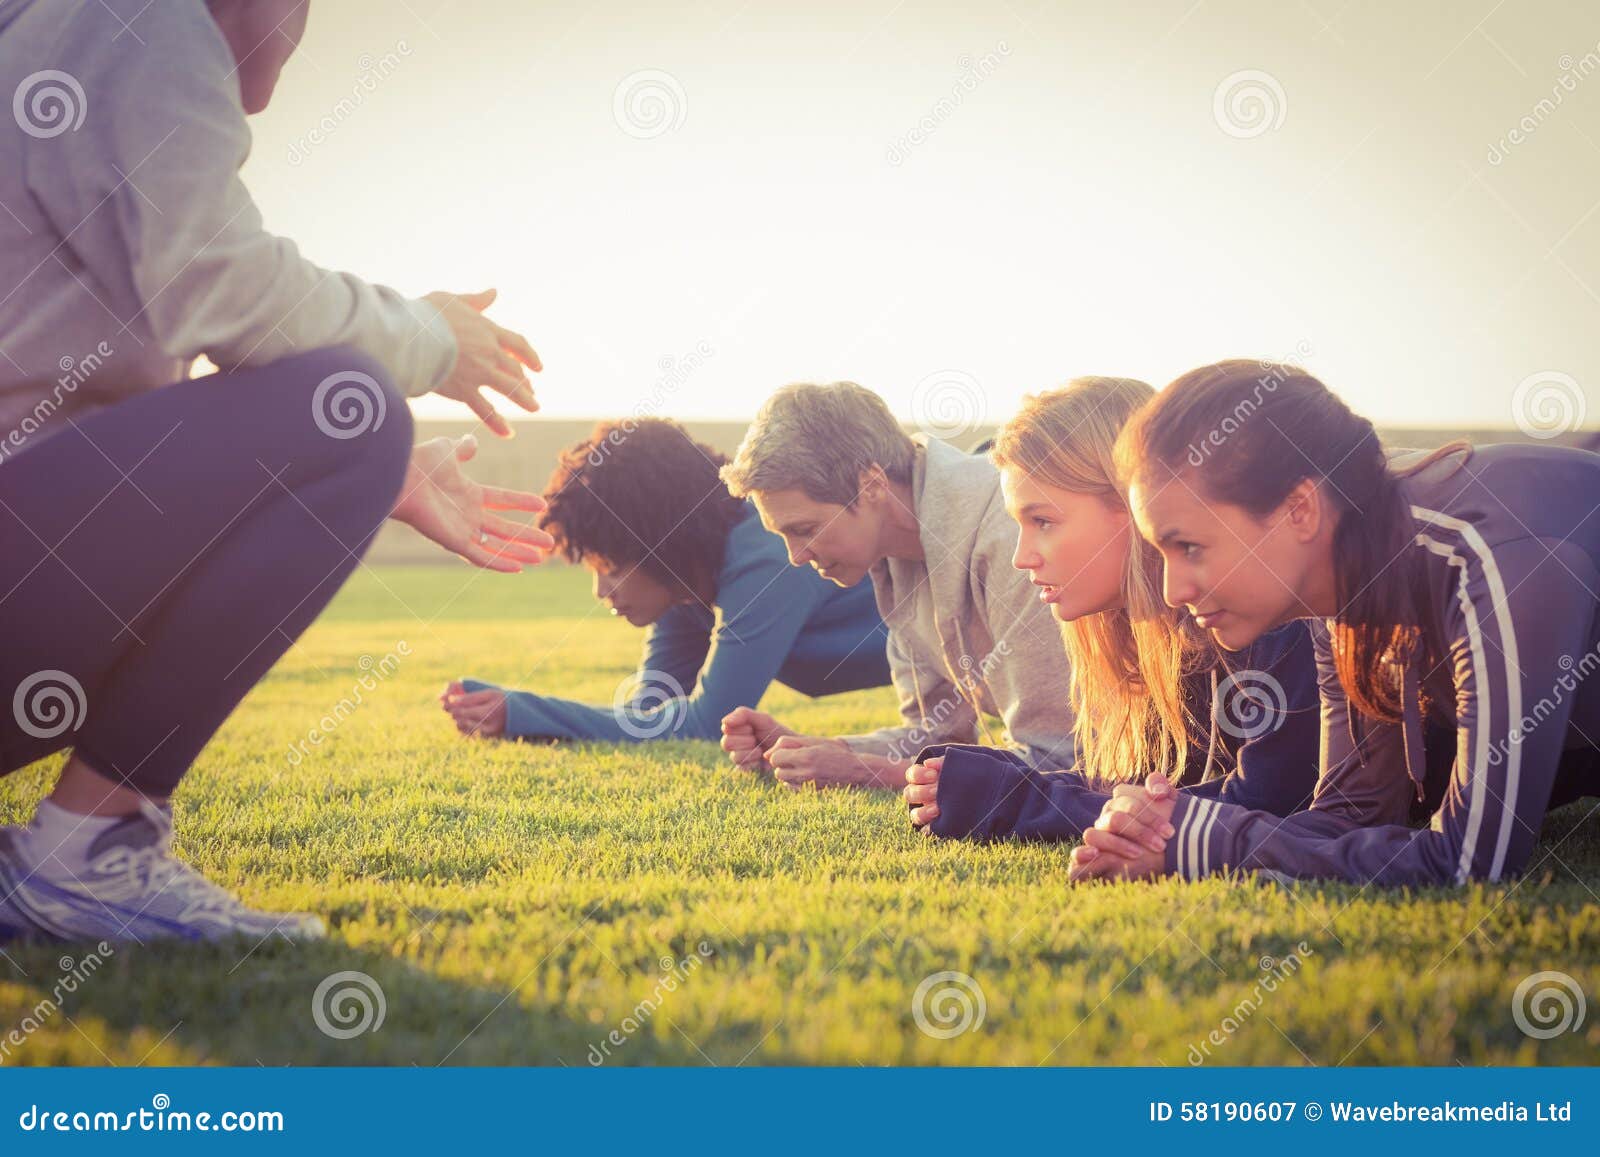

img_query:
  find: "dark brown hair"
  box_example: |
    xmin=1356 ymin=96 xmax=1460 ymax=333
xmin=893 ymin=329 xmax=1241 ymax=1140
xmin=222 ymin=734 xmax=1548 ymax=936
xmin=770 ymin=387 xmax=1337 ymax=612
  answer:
xmin=1115 ymin=360 xmax=1466 ymax=724
xmin=541 ymin=417 xmax=748 ymax=597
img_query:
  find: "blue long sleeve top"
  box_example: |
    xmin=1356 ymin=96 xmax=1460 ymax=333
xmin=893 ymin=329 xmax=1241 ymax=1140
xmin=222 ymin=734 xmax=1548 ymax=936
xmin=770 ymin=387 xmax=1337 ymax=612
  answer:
xmin=463 ymin=504 xmax=890 ymax=743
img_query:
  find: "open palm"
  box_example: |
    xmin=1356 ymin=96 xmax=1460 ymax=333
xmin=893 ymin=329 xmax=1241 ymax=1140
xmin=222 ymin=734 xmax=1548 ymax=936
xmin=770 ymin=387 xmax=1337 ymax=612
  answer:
xmin=390 ymin=435 xmax=552 ymax=572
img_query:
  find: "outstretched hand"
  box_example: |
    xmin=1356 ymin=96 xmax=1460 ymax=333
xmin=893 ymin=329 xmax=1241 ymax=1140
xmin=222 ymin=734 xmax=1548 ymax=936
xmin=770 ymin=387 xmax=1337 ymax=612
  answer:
xmin=390 ymin=435 xmax=553 ymax=572
xmin=425 ymin=288 xmax=541 ymax=437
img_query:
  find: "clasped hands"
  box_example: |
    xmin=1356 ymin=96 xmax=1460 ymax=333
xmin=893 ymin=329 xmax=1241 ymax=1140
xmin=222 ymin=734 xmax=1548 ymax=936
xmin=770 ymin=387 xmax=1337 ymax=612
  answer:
xmin=902 ymin=754 xmax=1180 ymax=881
xmin=1067 ymin=771 xmax=1179 ymax=881
xmin=718 ymin=707 xmax=907 ymax=790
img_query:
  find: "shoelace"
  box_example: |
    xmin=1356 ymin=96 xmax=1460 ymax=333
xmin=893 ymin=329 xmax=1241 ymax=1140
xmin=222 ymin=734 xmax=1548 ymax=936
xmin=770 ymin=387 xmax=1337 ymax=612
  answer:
xmin=85 ymin=843 xmax=244 ymax=918
xmin=82 ymin=803 xmax=246 ymax=919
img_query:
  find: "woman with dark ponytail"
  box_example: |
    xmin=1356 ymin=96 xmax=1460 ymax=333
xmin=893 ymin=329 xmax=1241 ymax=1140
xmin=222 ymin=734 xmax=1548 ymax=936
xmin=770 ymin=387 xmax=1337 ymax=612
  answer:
xmin=1071 ymin=360 xmax=1600 ymax=886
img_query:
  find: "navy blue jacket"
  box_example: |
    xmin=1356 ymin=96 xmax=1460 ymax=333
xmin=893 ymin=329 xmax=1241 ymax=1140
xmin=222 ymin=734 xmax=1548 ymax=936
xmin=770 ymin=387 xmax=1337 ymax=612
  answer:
xmin=1163 ymin=443 xmax=1600 ymax=885
xmin=923 ymin=620 xmax=1327 ymax=841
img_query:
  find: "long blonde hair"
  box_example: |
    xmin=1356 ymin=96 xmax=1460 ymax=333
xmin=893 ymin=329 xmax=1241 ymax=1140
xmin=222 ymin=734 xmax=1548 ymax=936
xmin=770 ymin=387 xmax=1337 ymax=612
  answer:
xmin=993 ymin=377 xmax=1213 ymax=784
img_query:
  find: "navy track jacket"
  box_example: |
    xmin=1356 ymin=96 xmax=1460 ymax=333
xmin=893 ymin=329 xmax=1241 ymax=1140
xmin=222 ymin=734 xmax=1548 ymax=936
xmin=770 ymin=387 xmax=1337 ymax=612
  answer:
xmin=1165 ymin=443 xmax=1600 ymax=886
xmin=922 ymin=620 xmax=1331 ymax=841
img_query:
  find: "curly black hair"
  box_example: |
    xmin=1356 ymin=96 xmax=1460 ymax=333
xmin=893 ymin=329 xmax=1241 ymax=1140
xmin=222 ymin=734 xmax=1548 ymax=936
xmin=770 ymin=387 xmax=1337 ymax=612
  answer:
xmin=540 ymin=417 xmax=749 ymax=597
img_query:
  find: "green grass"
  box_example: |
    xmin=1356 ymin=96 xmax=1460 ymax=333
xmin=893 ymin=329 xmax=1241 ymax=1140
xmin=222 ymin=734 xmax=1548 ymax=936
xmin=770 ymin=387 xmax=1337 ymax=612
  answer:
xmin=2 ymin=563 xmax=1597 ymax=1067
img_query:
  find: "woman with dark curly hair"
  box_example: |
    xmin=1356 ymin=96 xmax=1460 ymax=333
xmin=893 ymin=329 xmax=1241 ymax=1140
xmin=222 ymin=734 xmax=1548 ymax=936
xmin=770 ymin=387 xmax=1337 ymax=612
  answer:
xmin=442 ymin=418 xmax=892 ymax=742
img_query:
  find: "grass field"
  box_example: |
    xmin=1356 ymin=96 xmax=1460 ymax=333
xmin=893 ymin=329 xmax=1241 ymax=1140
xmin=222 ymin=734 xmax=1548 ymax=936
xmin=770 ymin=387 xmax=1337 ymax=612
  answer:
xmin=1 ymin=563 xmax=1597 ymax=1067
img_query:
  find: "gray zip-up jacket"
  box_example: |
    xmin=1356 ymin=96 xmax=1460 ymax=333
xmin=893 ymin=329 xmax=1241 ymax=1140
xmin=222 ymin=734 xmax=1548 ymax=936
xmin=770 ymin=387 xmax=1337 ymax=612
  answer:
xmin=1165 ymin=442 xmax=1600 ymax=886
xmin=0 ymin=0 xmax=456 ymax=454
xmin=838 ymin=435 xmax=1078 ymax=770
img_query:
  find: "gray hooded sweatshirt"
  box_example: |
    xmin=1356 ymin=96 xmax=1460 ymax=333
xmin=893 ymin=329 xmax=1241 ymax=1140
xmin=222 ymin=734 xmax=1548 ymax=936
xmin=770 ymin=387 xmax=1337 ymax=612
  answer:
xmin=838 ymin=435 xmax=1078 ymax=770
xmin=0 ymin=0 xmax=457 ymax=456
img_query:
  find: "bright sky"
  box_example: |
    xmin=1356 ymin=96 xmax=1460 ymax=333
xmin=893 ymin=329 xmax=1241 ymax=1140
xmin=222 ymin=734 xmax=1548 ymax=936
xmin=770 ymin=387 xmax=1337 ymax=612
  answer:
xmin=241 ymin=0 xmax=1600 ymax=432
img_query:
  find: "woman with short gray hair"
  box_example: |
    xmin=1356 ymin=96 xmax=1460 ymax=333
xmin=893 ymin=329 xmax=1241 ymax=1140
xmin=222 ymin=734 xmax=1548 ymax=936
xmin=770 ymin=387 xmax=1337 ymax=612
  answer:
xmin=719 ymin=381 xmax=1078 ymax=788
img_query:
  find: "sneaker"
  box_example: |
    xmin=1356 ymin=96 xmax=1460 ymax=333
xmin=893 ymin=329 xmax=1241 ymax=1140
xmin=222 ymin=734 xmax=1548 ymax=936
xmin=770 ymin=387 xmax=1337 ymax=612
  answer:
xmin=0 ymin=802 xmax=325 ymax=943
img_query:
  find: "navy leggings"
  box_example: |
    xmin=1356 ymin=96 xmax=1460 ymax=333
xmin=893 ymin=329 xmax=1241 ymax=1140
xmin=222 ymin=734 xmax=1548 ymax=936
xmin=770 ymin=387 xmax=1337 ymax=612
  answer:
xmin=0 ymin=346 xmax=412 ymax=797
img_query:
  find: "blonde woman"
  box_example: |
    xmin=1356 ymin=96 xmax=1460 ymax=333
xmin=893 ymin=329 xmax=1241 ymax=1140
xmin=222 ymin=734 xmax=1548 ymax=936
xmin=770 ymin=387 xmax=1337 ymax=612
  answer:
xmin=904 ymin=377 xmax=1382 ymax=847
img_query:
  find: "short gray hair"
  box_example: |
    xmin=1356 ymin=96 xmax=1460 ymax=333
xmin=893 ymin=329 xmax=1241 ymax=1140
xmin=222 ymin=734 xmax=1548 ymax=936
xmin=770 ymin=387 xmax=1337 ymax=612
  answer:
xmin=721 ymin=381 xmax=916 ymax=505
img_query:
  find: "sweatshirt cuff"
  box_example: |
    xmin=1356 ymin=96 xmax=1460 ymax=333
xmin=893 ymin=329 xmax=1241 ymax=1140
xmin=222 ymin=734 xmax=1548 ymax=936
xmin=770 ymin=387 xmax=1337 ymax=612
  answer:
xmin=402 ymin=297 xmax=459 ymax=397
xmin=500 ymin=691 xmax=554 ymax=740
xmin=1165 ymin=793 xmax=1230 ymax=880
xmin=924 ymin=746 xmax=1026 ymax=840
